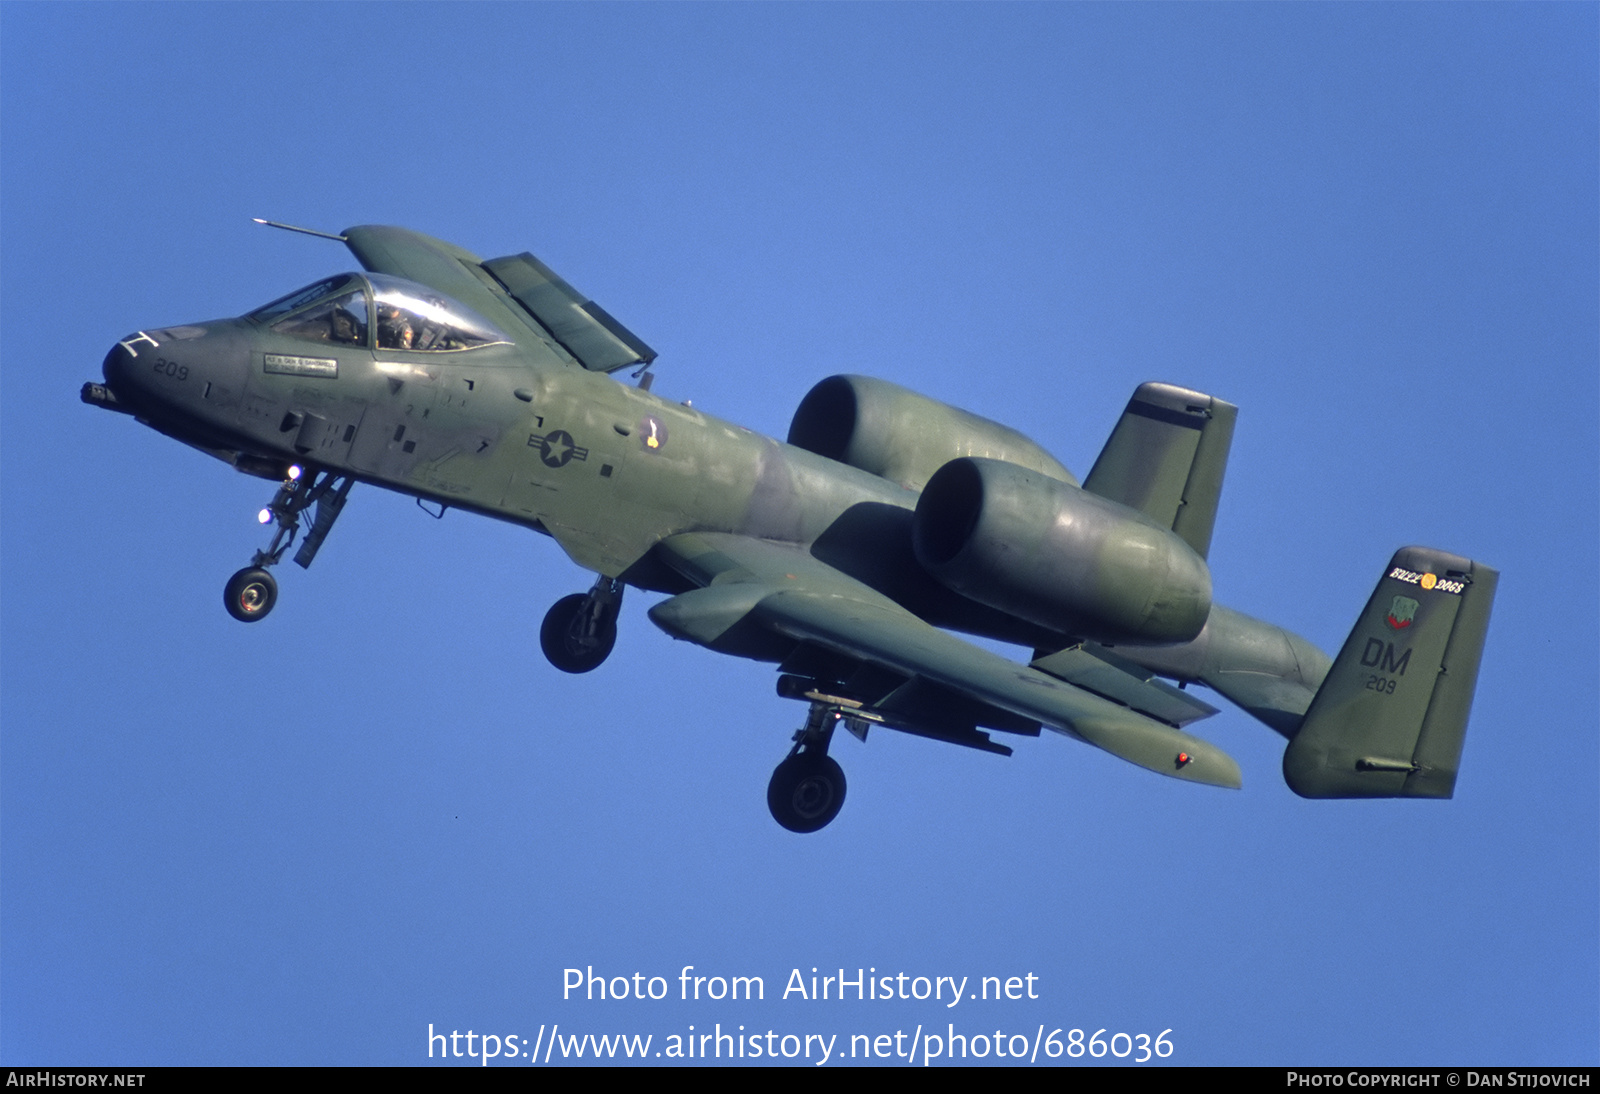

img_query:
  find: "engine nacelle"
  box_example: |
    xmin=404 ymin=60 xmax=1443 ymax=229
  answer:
xmin=788 ymin=374 xmax=1076 ymax=492
xmin=913 ymin=457 xmax=1212 ymax=645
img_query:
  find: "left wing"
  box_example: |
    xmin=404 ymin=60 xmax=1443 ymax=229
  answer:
xmin=647 ymin=533 xmax=1241 ymax=789
xmin=340 ymin=225 xmax=656 ymax=374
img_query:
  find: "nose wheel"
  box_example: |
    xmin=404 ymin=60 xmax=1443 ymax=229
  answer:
xmin=221 ymin=465 xmax=353 ymax=623
xmin=540 ymin=576 xmax=624 ymax=673
xmin=224 ymin=567 xmax=278 ymax=622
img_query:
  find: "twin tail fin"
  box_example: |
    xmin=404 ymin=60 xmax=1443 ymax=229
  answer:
xmin=1283 ymin=547 xmax=1497 ymax=799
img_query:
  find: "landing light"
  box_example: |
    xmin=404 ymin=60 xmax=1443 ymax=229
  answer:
xmin=287 ymin=465 xmax=303 ymax=480
xmin=257 ymin=508 xmax=273 ymax=525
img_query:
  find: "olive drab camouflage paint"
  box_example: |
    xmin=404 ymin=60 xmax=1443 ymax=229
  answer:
xmin=84 ymin=223 xmax=1498 ymax=832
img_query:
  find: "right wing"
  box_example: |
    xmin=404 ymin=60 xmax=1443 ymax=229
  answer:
xmin=647 ymin=532 xmax=1242 ymax=789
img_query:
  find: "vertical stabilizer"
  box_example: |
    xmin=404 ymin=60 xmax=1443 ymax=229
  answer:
xmin=1083 ymin=382 xmax=1237 ymax=559
xmin=1282 ymin=547 xmax=1498 ymax=799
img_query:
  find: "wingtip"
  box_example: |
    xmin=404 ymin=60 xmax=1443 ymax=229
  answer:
xmin=1177 ymin=746 xmax=1243 ymax=790
xmin=1066 ymin=716 xmax=1243 ymax=789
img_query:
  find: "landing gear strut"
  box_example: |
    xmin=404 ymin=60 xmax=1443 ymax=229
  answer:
xmin=767 ymin=703 xmax=848 ymax=833
xmin=223 ymin=465 xmax=353 ymax=623
xmin=540 ymin=575 xmax=624 ymax=673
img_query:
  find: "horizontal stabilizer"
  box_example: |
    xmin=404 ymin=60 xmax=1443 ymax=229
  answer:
xmin=1131 ymin=604 xmax=1332 ymax=738
xmin=1283 ymin=547 xmax=1498 ymax=798
xmin=1030 ymin=642 xmax=1218 ymax=728
xmin=1083 ymin=382 xmax=1237 ymax=559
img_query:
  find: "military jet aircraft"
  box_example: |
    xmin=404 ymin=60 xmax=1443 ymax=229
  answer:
xmin=84 ymin=222 xmax=1497 ymax=833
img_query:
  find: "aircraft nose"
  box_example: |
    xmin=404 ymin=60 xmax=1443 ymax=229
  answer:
xmin=101 ymin=337 xmax=144 ymax=408
xmin=102 ymin=340 xmax=133 ymax=388
xmin=100 ymin=331 xmax=167 ymax=411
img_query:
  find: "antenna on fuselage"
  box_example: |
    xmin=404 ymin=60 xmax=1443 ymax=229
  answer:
xmin=252 ymin=218 xmax=348 ymax=243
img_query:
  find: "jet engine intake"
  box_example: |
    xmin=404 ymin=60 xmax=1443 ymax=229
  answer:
xmin=913 ymin=457 xmax=1212 ymax=645
xmin=788 ymin=375 xmax=1077 ymax=493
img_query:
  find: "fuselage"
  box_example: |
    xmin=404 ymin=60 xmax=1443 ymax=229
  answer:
xmin=95 ymin=270 xmax=1330 ymax=721
xmin=88 ymin=236 xmax=1499 ymax=817
xmin=97 ymin=276 xmax=1064 ymax=649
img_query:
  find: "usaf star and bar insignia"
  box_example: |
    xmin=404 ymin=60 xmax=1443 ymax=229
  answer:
xmin=528 ymin=429 xmax=588 ymax=468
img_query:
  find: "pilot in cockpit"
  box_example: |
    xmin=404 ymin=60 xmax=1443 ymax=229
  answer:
xmin=329 ymin=305 xmax=363 ymax=345
xmin=377 ymin=303 xmax=415 ymax=350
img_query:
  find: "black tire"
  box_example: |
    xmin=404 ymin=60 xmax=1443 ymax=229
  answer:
xmin=540 ymin=593 xmax=617 ymax=673
xmin=767 ymin=753 xmax=847 ymax=833
xmin=224 ymin=567 xmax=277 ymax=623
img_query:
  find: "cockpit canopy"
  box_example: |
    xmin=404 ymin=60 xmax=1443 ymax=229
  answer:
xmin=249 ymin=273 xmax=512 ymax=353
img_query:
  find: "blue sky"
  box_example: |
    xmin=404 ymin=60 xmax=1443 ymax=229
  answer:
xmin=3 ymin=3 xmax=1595 ymax=1066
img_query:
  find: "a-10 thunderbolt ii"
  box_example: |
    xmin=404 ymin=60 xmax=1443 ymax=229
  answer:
xmin=83 ymin=222 xmax=1497 ymax=833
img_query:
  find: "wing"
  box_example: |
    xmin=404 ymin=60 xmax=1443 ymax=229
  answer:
xmin=646 ymin=532 xmax=1242 ymax=789
xmin=339 ymin=225 xmax=655 ymax=374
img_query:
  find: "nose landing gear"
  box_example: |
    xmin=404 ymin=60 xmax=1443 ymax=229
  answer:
xmin=223 ymin=465 xmax=353 ymax=622
xmin=540 ymin=575 xmax=624 ymax=673
xmin=224 ymin=567 xmax=278 ymax=622
xmin=767 ymin=703 xmax=849 ymax=833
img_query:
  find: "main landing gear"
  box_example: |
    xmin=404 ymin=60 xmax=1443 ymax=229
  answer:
xmin=767 ymin=702 xmax=850 ymax=833
xmin=540 ymin=575 xmax=624 ymax=673
xmin=223 ymin=464 xmax=353 ymax=622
